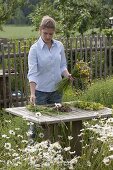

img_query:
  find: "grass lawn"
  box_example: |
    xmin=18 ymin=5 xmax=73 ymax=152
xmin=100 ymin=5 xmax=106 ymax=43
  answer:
xmin=0 ymin=25 xmax=100 ymax=40
xmin=0 ymin=25 xmax=38 ymax=39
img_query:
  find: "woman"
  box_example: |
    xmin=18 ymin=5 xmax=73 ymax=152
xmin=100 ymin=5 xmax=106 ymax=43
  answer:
xmin=28 ymin=15 xmax=72 ymax=105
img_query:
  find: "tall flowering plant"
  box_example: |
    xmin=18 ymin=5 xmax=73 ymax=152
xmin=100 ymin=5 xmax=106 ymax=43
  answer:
xmin=58 ymin=60 xmax=91 ymax=92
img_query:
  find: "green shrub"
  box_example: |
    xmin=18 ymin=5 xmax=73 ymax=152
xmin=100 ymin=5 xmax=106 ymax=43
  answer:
xmin=79 ymin=77 xmax=113 ymax=107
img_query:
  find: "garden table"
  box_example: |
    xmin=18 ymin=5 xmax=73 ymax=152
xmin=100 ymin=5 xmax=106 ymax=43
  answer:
xmin=5 ymin=105 xmax=112 ymax=155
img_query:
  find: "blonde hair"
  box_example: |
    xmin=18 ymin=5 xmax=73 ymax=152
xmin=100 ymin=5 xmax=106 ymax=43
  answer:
xmin=40 ymin=16 xmax=56 ymax=30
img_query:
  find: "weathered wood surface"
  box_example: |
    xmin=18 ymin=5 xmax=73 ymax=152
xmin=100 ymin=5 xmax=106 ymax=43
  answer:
xmin=0 ymin=70 xmax=15 ymax=77
xmin=5 ymin=106 xmax=112 ymax=124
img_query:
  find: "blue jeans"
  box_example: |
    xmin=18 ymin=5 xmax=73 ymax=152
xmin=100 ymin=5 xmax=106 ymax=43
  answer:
xmin=35 ymin=90 xmax=62 ymax=105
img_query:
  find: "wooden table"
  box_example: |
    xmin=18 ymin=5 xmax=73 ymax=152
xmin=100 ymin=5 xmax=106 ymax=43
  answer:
xmin=5 ymin=106 xmax=112 ymax=155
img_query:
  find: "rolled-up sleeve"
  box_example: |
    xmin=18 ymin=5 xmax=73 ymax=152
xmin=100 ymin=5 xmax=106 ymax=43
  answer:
xmin=60 ymin=44 xmax=67 ymax=74
xmin=27 ymin=46 xmax=38 ymax=84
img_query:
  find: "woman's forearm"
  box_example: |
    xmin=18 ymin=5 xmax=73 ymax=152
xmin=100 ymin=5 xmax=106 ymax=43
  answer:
xmin=29 ymin=82 xmax=37 ymax=104
xmin=30 ymin=82 xmax=36 ymax=95
xmin=62 ymin=69 xmax=70 ymax=77
xmin=62 ymin=69 xmax=74 ymax=81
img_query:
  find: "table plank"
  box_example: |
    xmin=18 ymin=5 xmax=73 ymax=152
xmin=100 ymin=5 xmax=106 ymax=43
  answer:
xmin=5 ymin=106 xmax=112 ymax=124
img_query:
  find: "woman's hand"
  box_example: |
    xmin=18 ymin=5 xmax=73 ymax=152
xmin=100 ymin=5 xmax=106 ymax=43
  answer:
xmin=67 ymin=74 xmax=74 ymax=82
xmin=62 ymin=70 xmax=74 ymax=82
xmin=29 ymin=82 xmax=36 ymax=105
xmin=30 ymin=95 xmax=36 ymax=105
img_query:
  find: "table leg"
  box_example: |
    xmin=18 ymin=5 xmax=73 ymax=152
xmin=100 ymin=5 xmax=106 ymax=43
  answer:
xmin=42 ymin=124 xmax=54 ymax=141
xmin=71 ymin=120 xmax=82 ymax=156
xmin=42 ymin=121 xmax=82 ymax=156
xmin=42 ymin=122 xmax=70 ymax=141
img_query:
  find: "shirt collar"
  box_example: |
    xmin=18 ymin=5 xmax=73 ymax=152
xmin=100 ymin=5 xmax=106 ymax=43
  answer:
xmin=38 ymin=36 xmax=56 ymax=49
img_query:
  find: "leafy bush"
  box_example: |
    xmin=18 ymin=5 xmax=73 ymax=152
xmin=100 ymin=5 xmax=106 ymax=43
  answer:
xmin=79 ymin=77 xmax=113 ymax=107
xmin=102 ymin=28 xmax=113 ymax=38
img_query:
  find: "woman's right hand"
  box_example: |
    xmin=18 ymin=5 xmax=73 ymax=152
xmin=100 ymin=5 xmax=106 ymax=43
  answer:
xmin=30 ymin=95 xmax=36 ymax=105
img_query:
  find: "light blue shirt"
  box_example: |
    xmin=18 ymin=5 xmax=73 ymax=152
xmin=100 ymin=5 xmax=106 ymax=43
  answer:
xmin=27 ymin=37 xmax=67 ymax=92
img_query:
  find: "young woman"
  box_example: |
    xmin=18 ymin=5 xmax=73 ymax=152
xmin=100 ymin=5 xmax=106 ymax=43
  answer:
xmin=28 ymin=16 xmax=72 ymax=105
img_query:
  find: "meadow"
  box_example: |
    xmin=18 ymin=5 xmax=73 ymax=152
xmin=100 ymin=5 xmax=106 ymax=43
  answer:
xmin=0 ymin=25 xmax=99 ymax=39
xmin=0 ymin=25 xmax=38 ymax=39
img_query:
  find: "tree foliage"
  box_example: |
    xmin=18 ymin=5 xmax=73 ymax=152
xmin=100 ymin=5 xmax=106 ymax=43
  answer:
xmin=0 ymin=0 xmax=23 ymax=29
xmin=1 ymin=0 xmax=113 ymax=35
xmin=29 ymin=0 xmax=59 ymax=31
xmin=30 ymin=0 xmax=113 ymax=37
xmin=89 ymin=0 xmax=112 ymax=31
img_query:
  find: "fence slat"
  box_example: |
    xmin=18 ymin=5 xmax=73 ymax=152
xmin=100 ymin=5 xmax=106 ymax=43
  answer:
xmin=13 ymin=42 xmax=19 ymax=106
xmin=24 ymin=40 xmax=28 ymax=105
xmin=84 ymin=36 xmax=88 ymax=62
xmin=7 ymin=42 xmax=12 ymax=107
xmin=79 ymin=37 xmax=82 ymax=59
xmin=75 ymin=37 xmax=78 ymax=64
xmin=89 ymin=36 xmax=93 ymax=79
xmin=18 ymin=41 xmax=24 ymax=106
xmin=108 ymin=36 xmax=112 ymax=76
xmin=104 ymin=36 xmax=107 ymax=78
xmin=99 ymin=36 xmax=103 ymax=78
xmin=70 ymin=38 xmax=73 ymax=72
xmin=94 ymin=36 xmax=98 ymax=78
xmin=1 ymin=44 xmax=7 ymax=108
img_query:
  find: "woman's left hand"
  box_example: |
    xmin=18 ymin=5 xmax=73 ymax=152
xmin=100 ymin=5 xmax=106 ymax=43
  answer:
xmin=67 ymin=74 xmax=74 ymax=82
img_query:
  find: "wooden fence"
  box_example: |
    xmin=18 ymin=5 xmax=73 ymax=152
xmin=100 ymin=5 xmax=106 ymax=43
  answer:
xmin=0 ymin=35 xmax=113 ymax=108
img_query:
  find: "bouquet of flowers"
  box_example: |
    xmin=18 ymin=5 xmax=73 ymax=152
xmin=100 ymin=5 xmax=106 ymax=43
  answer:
xmin=57 ymin=60 xmax=91 ymax=92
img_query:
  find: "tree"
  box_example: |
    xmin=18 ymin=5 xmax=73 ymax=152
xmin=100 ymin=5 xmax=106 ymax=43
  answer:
xmin=89 ymin=0 xmax=112 ymax=31
xmin=30 ymin=0 xmax=96 ymax=37
xmin=13 ymin=8 xmax=27 ymax=25
xmin=30 ymin=0 xmax=113 ymax=37
xmin=29 ymin=0 xmax=59 ymax=31
xmin=30 ymin=0 xmax=81 ymax=37
xmin=76 ymin=9 xmax=91 ymax=36
xmin=21 ymin=0 xmax=39 ymax=24
xmin=0 ymin=0 xmax=23 ymax=30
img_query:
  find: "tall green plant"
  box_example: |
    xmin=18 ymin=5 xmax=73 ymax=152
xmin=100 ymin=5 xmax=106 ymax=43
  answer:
xmin=79 ymin=77 xmax=113 ymax=107
xmin=57 ymin=60 xmax=91 ymax=92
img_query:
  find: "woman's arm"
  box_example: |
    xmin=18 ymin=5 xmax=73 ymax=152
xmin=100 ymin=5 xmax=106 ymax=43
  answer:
xmin=29 ymin=82 xmax=36 ymax=105
xmin=62 ymin=69 xmax=74 ymax=81
xmin=27 ymin=45 xmax=38 ymax=104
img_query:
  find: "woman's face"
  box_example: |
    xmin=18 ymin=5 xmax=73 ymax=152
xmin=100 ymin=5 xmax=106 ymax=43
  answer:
xmin=40 ymin=28 xmax=55 ymax=44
